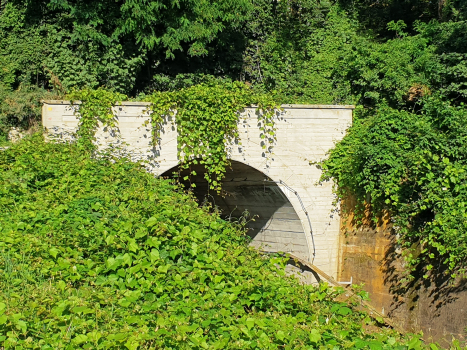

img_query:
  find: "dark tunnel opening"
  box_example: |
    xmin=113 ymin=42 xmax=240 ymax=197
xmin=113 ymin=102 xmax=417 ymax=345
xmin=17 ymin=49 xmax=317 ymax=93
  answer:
xmin=160 ymin=160 xmax=310 ymax=261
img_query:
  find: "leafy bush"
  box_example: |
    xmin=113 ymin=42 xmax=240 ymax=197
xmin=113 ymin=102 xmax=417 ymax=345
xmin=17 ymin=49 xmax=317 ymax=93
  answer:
xmin=321 ymin=99 xmax=467 ymax=276
xmin=318 ymin=17 xmax=467 ymax=279
xmin=0 ymin=0 xmax=252 ymax=94
xmin=242 ymin=3 xmax=358 ymax=104
xmin=0 ymin=84 xmax=58 ymax=143
xmin=0 ymin=135 xmax=417 ymax=348
xmin=341 ymin=30 xmax=434 ymax=108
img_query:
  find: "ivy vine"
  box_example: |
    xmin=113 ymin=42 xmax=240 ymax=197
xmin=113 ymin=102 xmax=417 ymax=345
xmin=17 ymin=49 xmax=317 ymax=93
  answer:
xmin=66 ymin=83 xmax=280 ymax=192
xmin=320 ymin=101 xmax=467 ymax=278
xmin=147 ymin=82 xmax=279 ymax=192
xmin=67 ymin=88 xmax=127 ymax=151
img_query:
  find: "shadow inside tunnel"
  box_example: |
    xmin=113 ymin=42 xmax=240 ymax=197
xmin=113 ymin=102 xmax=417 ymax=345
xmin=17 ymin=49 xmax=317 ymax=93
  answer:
xmin=160 ymin=160 xmax=311 ymax=262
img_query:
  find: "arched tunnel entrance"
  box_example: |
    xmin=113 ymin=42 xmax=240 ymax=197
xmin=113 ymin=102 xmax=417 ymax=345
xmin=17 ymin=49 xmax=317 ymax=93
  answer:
xmin=161 ymin=160 xmax=311 ymax=262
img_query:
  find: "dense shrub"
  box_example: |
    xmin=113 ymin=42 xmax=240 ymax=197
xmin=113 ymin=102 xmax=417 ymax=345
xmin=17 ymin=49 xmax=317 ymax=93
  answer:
xmin=0 ymin=84 xmax=58 ymax=143
xmin=321 ymin=99 xmax=467 ymax=276
xmin=0 ymin=136 xmax=419 ymax=349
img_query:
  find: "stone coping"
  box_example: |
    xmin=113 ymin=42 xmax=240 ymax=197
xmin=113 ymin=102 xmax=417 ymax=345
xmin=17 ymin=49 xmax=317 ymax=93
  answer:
xmin=43 ymin=100 xmax=355 ymax=109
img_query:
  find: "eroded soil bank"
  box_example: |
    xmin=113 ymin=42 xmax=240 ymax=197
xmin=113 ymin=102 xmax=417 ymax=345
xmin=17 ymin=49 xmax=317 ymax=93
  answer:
xmin=338 ymin=200 xmax=467 ymax=345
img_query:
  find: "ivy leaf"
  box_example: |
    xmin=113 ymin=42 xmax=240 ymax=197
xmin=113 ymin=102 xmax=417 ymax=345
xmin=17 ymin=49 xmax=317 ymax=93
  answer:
xmin=123 ymin=253 xmax=132 ymax=266
xmin=105 ymin=235 xmax=115 ymax=245
xmin=15 ymin=320 xmax=27 ymax=332
xmin=0 ymin=315 xmax=7 ymax=325
xmin=128 ymin=241 xmax=139 ymax=252
xmin=150 ymin=249 xmax=160 ymax=262
xmin=245 ymin=318 xmax=255 ymax=330
xmin=337 ymin=306 xmax=352 ymax=315
xmin=158 ymin=264 xmax=170 ymax=273
xmin=276 ymin=330 xmax=285 ymax=341
xmin=146 ymin=217 xmax=159 ymax=227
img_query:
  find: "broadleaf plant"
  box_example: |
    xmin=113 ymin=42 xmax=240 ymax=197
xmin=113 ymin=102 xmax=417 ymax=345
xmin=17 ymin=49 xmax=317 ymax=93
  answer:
xmin=0 ymin=135 xmax=427 ymax=348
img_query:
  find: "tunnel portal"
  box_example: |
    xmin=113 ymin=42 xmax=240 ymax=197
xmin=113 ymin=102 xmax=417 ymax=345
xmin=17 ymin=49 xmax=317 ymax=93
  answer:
xmin=42 ymin=102 xmax=354 ymax=279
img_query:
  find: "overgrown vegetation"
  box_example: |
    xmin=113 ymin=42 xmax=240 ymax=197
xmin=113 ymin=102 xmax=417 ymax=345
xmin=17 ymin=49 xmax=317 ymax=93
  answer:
xmin=68 ymin=82 xmax=279 ymax=192
xmin=319 ymin=19 xmax=467 ymax=277
xmin=146 ymin=82 xmax=278 ymax=192
xmin=67 ymin=88 xmax=128 ymax=152
xmin=1 ymin=0 xmax=467 ymax=341
xmin=0 ymin=85 xmax=58 ymax=144
xmin=0 ymin=135 xmax=424 ymax=348
xmin=321 ymin=100 xmax=467 ymax=277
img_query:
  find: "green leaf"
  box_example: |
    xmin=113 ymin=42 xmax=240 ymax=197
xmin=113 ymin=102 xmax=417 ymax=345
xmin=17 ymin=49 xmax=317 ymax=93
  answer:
xmin=16 ymin=320 xmax=27 ymax=331
xmin=105 ymin=235 xmax=115 ymax=245
xmin=129 ymin=241 xmax=139 ymax=252
xmin=49 ymin=247 xmax=59 ymax=258
xmin=337 ymin=306 xmax=352 ymax=315
xmin=146 ymin=217 xmax=159 ymax=227
xmin=368 ymin=341 xmax=383 ymax=350
xmin=0 ymin=315 xmax=8 ymax=325
xmin=72 ymin=306 xmax=93 ymax=314
xmin=245 ymin=318 xmax=255 ymax=330
xmin=276 ymin=330 xmax=285 ymax=341
xmin=72 ymin=334 xmax=89 ymax=345
xmin=309 ymin=329 xmax=321 ymax=343
xmin=150 ymin=249 xmax=160 ymax=262
xmin=123 ymin=253 xmax=132 ymax=266
xmin=57 ymin=280 xmax=66 ymax=292
xmin=158 ymin=264 xmax=170 ymax=273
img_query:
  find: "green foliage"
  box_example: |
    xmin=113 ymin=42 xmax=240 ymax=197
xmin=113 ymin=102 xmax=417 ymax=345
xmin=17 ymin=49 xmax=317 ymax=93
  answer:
xmin=43 ymin=30 xmax=144 ymax=94
xmin=0 ymin=84 xmax=58 ymax=143
xmin=147 ymin=82 xmax=279 ymax=192
xmin=144 ymin=73 xmax=232 ymax=93
xmin=337 ymin=0 xmax=467 ymax=36
xmin=321 ymin=99 xmax=467 ymax=275
xmin=419 ymin=20 xmax=467 ymax=104
xmin=0 ymin=135 xmax=416 ymax=348
xmin=0 ymin=3 xmax=47 ymax=89
xmin=242 ymin=2 xmax=358 ymax=104
xmin=0 ymin=0 xmax=252 ymax=94
xmin=67 ymin=88 xmax=127 ymax=152
xmin=318 ymin=17 xmax=467 ymax=277
xmin=341 ymin=30 xmax=434 ymax=108
xmin=2 ymin=0 xmax=467 ymax=282
xmin=67 ymin=83 xmax=278 ymax=192
xmin=118 ymin=0 xmax=251 ymax=57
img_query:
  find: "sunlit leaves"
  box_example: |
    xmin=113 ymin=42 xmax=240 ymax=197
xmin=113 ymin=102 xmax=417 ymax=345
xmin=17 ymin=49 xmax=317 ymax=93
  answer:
xmin=147 ymin=81 xmax=279 ymax=193
xmin=0 ymin=136 xmax=415 ymax=348
xmin=321 ymin=99 xmax=467 ymax=276
xmin=67 ymin=88 xmax=127 ymax=151
xmin=119 ymin=0 xmax=251 ymax=57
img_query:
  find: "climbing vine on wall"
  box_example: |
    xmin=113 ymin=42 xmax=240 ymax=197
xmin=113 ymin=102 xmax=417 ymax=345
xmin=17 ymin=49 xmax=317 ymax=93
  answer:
xmin=67 ymin=88 xmax=127 ymax=151
xmin=67 ymin=83 xmax=279 ymax=192
xmin=320 ymin=100 xmax=467 ymax=278
xmin=147 ymin=82 xmax=279 ymax=192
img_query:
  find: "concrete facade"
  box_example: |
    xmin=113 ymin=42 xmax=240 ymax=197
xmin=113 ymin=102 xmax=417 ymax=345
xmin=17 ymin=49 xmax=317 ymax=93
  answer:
xmin=42 ymin=101 xmax=353 ymax=279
